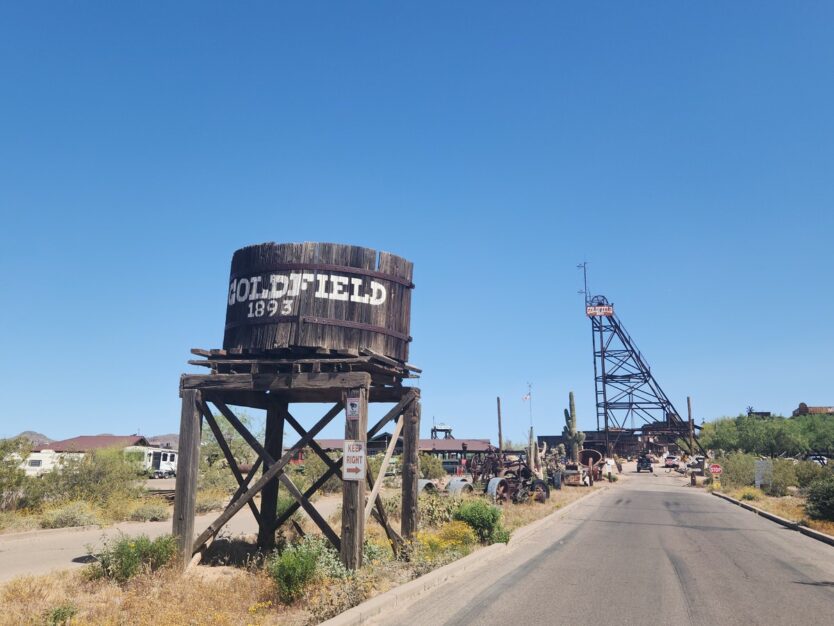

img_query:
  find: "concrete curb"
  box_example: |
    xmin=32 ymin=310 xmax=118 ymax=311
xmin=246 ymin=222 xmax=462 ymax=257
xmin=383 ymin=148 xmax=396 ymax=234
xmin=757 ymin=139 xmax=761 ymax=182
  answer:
xmin=323 ymin=485 xmax=610 ymax=626
xmin=799 ymin=525 xmax=834 ymax=547
xmin=711 ymin=492 xmax=834 ymax=546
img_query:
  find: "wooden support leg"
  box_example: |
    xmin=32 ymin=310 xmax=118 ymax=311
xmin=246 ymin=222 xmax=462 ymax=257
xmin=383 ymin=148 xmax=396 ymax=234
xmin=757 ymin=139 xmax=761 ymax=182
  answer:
xmin=173 ymin=389 xmax=202 ymax=570
xmin=259 ymin=399 xmax=286 ymax=551
xmin=341 ymin=387 xmax=368 ymax=570
xmin=401 ymin=393 xmax=421 ymax=540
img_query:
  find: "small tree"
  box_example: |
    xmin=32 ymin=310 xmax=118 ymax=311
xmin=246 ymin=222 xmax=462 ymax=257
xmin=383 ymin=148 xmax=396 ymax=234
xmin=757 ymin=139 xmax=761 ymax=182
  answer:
xmin=0 ymin=437 xmax=30 ymax=511
xmin=418 ymin=453 xmax=446 ymax=479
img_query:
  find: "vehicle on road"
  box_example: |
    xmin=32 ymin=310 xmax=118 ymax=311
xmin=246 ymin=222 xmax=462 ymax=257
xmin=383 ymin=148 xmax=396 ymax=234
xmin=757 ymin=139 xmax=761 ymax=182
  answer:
xmin=807 ymin=454 xmax=829 ymax=467
xmin=664 ymin=455 xmax=680 ymax=469
xmin=636 ymin=456 xmax=653 ymax=473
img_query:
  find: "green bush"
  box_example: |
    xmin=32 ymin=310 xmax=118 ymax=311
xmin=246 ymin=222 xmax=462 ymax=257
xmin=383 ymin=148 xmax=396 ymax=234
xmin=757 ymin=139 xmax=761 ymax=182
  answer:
xmin=453 ymin=499 xmax=506 ymax=544
xmin=41 ymin=448 xmax=142 ymax=506
xmin=418 ymin=454 xmax=446 ymax=480
xmin=267 ymin=543 xmax=318 ymax=604
xmin=129 ymin=501 xmax=170 ymax=522
xmin=766 ymin=459 xmax=798 ymax=497
xmin=381 ymin=493 xmax=401 ymax=521
xmin=419 ymin=494 xmax=463 ymax=528
xmin=795 ymin=461 xmax=830 ymax=489
xmin=89 ymin=534 xmax=176 ymax=583
xmin=737 ymin=486 xmax=763 ymax=501
xmin=45 ymin=603 xmax=77 ymax=626
xmin=301 ymin=449 xmax=342 ymax=494
xmin=195 ymin=490 xmax=226 ymax=514
xmin=718 ymin=452 xmax=756 ymax=488
xmin=806 ymin=476 xmax=834 ymax=521
xmin=40 ymin=501 xmax=100 ymax=528
xmin=0 ymin=437 xmax=30 ymax=511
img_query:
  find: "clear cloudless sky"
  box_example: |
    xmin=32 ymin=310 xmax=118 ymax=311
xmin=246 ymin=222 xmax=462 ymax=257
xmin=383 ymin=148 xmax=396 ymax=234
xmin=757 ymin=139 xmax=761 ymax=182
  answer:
xmin=1 ymin=2 xmax=832 ymax=445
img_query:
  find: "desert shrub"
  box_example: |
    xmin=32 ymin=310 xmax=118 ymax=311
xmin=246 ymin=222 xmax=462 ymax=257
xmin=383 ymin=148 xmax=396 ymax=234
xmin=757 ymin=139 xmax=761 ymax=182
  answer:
xmin=129 ymin=500 xmax=170 ymax=522
xmin=419 ymin=453 xmax=446 ymax=480
xmin=419 ymin=494 xmax=462 ymax=528
xmin=198 ymin=463 xmax=238 ymax=493
xmin=453 ymin=499 xmax=507 ymax=544
xmin=413 ymin=522 xmax=477 ymax=564
xmin=718 ymin=452 xmax=756 ymax=488
xmin=795 ymin=461 xmax=830 ymax=489
xmin=266 ymin=543 xmax=318 ymax=603
xmin=0 ymin=510 xmax=39 ymax=532
xmin=381 ymin=493 xmax=401 ymax=520
xmin=362 ymin=539 xmax=390 ymax=564
xmin=195 ymin=489 xmax=226 ymax=514
xmin=40 ymin=448 xmax=142 ymax=507
xmin=737 ymin=486 xmax=763 ymax=501
xmin=40 ymin=501 xmax=99 ymax=528
xmin=0 ymin=437 xmax=30 ymax=511
xmin=305 ymin=572 xmax=373 ymax=622
xmin=767 ymin=459 xmax=798 ymax=497
xmin=299 ymin=535 xmax=349 ymax=579
xmin=301 ymin=449 xmax=342 ymax=494
xmin=492 ymin=527 xmax=511 ymax=544
xmin=88 ymin=534 xmax=176 ymax=583
xmin=806 ymin=476 xmax=834 ymax=521
xmin=45 ymin=603 xmax=77 ymax=626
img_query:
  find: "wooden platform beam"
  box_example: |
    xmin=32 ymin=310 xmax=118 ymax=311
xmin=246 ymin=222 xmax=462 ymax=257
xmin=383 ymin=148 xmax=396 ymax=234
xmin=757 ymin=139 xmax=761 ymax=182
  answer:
xmin=172 ymin=389 xmax=202 ymax=570
xmin=259 ymin=398 xmax=286 ymax=550
xmin=401 ymin=392 xmax=421 ymax=540
xmin=341 ymin=386 xmax=368 ymax=570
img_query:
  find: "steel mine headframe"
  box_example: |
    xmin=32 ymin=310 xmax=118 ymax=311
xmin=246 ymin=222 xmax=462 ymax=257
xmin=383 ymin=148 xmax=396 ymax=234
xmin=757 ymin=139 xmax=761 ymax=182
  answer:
xmin=586 ymin=295 xmax=703 ymax=455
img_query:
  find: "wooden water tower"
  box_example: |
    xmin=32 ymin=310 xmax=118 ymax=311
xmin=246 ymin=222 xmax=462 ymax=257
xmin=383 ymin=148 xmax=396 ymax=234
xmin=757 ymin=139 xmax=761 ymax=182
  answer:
xmin=173 ymin=242 xmax=421 ymax=570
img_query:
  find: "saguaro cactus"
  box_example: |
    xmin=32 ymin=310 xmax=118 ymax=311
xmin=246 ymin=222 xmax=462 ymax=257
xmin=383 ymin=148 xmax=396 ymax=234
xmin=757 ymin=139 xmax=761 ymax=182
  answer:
xmin=562 ymin=391 xmax=586 ymax=463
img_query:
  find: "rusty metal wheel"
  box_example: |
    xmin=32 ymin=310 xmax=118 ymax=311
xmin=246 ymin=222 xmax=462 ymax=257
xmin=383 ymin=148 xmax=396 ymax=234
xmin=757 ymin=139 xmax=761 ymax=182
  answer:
xmin=530 ymin=479 xmax=550 ymax=503
xmin=486 ymin=477 xmax=509 ymax=504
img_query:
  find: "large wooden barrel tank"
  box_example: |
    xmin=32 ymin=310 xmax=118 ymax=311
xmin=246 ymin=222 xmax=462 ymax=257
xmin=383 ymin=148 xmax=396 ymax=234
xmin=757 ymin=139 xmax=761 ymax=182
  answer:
xmin=223 ymin=242 xmax=414 ymax=362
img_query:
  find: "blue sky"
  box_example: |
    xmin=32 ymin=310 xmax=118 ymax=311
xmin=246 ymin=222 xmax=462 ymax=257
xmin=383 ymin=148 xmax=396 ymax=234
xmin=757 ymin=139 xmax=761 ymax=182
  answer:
xmin=1 ymin=2 xmax=832 ymax=445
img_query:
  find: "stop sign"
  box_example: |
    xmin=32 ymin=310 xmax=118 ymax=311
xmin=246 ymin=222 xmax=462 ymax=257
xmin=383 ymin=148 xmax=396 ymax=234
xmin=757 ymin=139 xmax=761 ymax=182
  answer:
xmin=709 ymin=464 xmax=722 ymax=474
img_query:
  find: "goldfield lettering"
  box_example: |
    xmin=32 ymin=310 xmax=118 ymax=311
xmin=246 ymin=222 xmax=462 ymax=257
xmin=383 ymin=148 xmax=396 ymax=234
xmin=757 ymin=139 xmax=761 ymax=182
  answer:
xmin=228 ymin=273 xmax=387 ymax=307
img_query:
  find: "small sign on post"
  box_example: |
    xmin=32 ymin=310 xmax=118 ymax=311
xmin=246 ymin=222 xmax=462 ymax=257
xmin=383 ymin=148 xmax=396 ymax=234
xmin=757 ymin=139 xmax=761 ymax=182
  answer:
xmin=710 ymin=463 xmax=722 ymax=489
xmin=346 ymin=396 xmax=361 ymax=421
xmin=343 ymin=440 xmax=366 ymax=481
xmin=755 ymin=459 xmax=773 ymax=489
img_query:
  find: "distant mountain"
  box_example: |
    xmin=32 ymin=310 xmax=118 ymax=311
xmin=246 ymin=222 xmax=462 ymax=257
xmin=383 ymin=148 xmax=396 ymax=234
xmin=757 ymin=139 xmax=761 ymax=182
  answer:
xmin=147 ymin=433 xmax=179 ymax=449
xmin=17 ymin=431 xmax=52 ymax=447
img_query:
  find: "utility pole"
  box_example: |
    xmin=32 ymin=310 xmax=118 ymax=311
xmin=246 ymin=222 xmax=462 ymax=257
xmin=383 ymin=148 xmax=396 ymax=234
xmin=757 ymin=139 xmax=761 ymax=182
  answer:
xmin=496 ymin=396 xmax=503 ymax=456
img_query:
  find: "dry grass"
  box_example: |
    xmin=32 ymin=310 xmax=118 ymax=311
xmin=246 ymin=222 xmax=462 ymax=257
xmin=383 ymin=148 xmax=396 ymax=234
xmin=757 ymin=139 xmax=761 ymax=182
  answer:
xmin=501 ymin=484 xmax=603 ymax=532
xmin=0 ymin=565 xmax=307 ymax=626
xmin=725 ymin=488 xmax=834 ymax=537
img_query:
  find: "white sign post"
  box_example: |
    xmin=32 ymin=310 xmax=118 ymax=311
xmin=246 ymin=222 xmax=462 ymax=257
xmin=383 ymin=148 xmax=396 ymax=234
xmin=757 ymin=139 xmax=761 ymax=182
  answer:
xmin=346 ymin=396 xmax=361 ymax=421
xmin=343 ymin=440 xmax=366 ymax=481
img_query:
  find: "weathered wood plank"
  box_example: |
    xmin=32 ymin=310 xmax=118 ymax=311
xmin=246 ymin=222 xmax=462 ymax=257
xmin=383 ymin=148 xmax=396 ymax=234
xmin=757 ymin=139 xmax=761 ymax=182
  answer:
xmin=259 ymin=399 xmax=285 ymax=550
xmin=341 ymin=387 xmax=368 ymax=570
xmin=192 ymin=402 xmax=344 ymax=554
xmin=272 ymin=457 xmax=343 ymax=532
xmin=364 ymin=414 xmax=404 ymax=522
xmin=278 ymin=473 xmax=341 ymax=552
xmin=182 ymin=371 xmax=372 ymax=392
xmin=172 ymin=390 xmax=202 ymax=570
xmin=401 ymin=393 xmax=421 ymax=540
xmin=199 ymin=400 xmax=262 ymax=525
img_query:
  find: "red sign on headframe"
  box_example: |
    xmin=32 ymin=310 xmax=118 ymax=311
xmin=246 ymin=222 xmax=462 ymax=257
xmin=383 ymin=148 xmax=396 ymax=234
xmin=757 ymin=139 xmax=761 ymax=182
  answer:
xmin=586 ymin=305 xmax=614 ymax=317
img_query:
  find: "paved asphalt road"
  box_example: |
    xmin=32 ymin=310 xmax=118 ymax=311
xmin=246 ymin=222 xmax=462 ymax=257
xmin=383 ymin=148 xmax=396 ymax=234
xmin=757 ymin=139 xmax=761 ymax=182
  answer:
xmin=375 ymin=471 xmax=834 ymax=626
